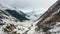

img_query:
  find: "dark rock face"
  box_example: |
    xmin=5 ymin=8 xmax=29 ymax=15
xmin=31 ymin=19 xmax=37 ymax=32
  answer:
xmin=5 ymin=9 xmax=29 ymax=21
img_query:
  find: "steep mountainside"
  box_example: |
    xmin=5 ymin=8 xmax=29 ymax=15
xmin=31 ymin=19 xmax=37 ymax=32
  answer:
xmin=36 ymin=0 xmax=60 ymax=34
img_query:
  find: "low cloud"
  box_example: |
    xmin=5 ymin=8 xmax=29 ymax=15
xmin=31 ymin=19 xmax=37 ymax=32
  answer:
xmin=0 ymin=0 xmax=57 ymax=13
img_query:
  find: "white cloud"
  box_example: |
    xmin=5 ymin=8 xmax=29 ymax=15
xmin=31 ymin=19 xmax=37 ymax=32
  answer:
xmin=0 ymin=0 xmax=57 ymax=13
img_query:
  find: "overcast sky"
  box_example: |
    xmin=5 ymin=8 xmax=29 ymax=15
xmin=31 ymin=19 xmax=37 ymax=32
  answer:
xmin=0 ymin=0 xmax=57 ymax=13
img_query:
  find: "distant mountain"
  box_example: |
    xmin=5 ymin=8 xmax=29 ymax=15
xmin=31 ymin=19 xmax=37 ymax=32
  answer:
xmin=26 ymin=11 xmax=42 ymax=21
xmin=0 ymin=4 xmax=29 ymax=22
xmin=5 ymin=9 xmax=29 ymax=21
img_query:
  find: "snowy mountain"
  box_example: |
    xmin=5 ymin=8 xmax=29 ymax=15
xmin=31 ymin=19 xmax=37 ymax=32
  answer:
xmin=26 ymin=11 xmax=42 ymax=21
xmin=0 ymin=3 xmax=33 ymax=34
xmin=1 ymin=0 xmax=60 ymax=34
xmin=0 ymin=3 xmax=43 ymax=34
xmin=0 ymin=3 xmax=42 ymax=22
xmin=0 ymin=4 xmax=30 ymax=22
xmin=36 ymin=0 xmax=60 ymax=34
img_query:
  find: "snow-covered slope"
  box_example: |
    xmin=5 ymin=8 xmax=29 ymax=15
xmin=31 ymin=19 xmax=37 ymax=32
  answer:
xmin=26 ymin=11 xmax=42 ymax=21
xmin=36 ymin=0 xmax=60 ymax=34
